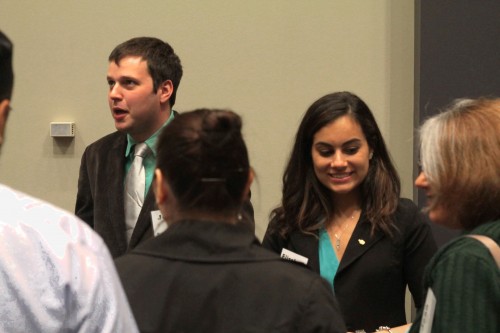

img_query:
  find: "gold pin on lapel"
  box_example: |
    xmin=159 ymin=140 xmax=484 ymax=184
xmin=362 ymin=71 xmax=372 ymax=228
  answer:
xmin=358 ymin=239 xmax=366 ymax=245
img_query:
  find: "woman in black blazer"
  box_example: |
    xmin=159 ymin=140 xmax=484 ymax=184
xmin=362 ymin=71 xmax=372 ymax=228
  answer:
xmin=263 ymin=92 xmax=437 ymax=333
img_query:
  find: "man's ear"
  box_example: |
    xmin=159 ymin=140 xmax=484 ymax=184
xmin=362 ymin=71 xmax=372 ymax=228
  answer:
xmin=158 ymin=80 xmax=173 ymax=104
xmin=154 ymin=168 xmax=168 ymax=206
xmin=0 ymin=99 xmax=11 ymax=146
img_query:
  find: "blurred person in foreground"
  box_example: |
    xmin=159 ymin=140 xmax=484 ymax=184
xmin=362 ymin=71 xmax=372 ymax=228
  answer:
xmin=410 ymin=98 xmax=500 ymax=332
xmin=0 ymin=30 xmax=138 ymax=333
xmin=115 ymin=108 xmax=347 ymax=333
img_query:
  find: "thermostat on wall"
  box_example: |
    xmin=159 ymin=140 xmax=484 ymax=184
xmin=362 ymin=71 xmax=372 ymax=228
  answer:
xmin=50 ymin=122 xmax=75 ymax=137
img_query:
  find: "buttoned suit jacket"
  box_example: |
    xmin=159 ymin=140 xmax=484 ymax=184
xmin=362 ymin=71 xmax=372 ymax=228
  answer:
xmin=262 ymin=198 xmax=437 ymax=332
xmin=76 ymin=127 xmax=255 ymax=259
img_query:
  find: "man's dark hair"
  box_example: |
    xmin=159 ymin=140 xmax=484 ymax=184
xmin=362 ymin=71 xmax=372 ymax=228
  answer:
xmin=0 ymin=30 xmax=14 ymax=101
xmin=109 ymin=37 xmax=183 ymax=107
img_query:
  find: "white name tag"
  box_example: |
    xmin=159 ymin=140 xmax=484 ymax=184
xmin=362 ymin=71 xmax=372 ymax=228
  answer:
xmin=419 ymin=288 xmax=436 ymax=333
xmin=280 ymin=248 xmax=309 ymax=265
xmin=151 ymin=210 xmax=168 ymax=236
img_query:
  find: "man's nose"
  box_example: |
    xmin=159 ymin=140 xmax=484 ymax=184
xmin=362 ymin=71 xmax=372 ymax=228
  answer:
xmin=109 ymin=84 xmax=122 ymax=100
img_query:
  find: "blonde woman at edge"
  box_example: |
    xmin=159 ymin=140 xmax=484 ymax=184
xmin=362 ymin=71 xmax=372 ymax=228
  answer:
xmin=409 ymin=98 xmax=500 ymax=332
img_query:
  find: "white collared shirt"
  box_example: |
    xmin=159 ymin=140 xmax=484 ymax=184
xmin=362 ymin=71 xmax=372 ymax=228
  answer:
xmin=0 ymin=184 xmax=138 ymax=332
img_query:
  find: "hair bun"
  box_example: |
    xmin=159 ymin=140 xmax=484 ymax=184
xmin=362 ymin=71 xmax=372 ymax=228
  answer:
xmin=202 ymin=109 xmax=242 ymax=133
xmin=156 ymin=108 xmax=250 ymax=213
xmin=200 ymin=110 xmax=243 ymax=155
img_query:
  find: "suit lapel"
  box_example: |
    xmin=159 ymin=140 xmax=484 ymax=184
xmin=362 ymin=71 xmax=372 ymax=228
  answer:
xmin=337 ymin=216 xmax=384 ymax=274
xmin=289 ymin=231 xmax=321 ymax=273
xmin=106 ymin=134 xmax=128 ymax=255
xmin=283 ymin=215 xmax=384 ymax=277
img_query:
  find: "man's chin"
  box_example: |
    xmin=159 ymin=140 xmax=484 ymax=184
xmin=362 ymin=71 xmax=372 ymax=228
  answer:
xmin=114 ymin=122 xmax=130 ymax=133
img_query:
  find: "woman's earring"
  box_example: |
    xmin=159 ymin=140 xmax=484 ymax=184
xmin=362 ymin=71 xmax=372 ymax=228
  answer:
xmin=369 ymin=152 xmax=373 ymax=159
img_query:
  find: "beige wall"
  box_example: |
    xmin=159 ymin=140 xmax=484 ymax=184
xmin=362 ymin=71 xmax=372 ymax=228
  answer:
xmin=0 ymin=1 xmax=414 ymax=241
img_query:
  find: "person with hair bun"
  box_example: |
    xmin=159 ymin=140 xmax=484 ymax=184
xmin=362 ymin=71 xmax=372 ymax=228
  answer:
xmin=409 ymin=98 xmax=500 ymax=333
xmin=263 ymin=92 xmax=437 ymax=332
xmin=115 ymin=109 xmax=347 ymax=333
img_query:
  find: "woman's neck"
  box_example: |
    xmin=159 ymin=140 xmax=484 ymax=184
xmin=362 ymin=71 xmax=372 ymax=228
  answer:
xmin=330 ymin=189 xmax=362 ymax=219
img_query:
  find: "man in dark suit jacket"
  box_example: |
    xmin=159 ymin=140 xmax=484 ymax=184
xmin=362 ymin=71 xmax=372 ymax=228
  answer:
xmin=75 ymin=37 xmax=184 ymax=258
xmin=76 ymin=37 xmax=254 ymax=258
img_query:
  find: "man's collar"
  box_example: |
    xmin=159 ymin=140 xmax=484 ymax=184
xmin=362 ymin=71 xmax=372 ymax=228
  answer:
xmin=125 ymin=111 xmax=176 ymax=157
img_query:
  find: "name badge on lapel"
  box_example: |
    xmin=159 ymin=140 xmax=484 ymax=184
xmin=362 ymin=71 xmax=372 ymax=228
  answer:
xmin=151 ymin=210 xmax=167 ymax=236
xmin=280 ymin=248 xmax=309 ymax=266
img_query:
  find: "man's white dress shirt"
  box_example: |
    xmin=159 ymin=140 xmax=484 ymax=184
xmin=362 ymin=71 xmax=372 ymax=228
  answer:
xmin=0 ymin=184 xmax=138 ymax=332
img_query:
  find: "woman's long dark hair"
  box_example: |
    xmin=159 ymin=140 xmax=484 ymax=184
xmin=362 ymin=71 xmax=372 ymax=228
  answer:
xmin=269 ymin=92 xmax=400 ymax=238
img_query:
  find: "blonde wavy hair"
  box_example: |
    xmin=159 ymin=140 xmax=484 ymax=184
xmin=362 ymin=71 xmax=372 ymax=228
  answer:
xmin=419 ymin=98 xmax=500 ymax=229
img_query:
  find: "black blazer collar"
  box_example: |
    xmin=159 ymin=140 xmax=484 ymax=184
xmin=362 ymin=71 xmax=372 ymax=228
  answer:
xmin=134 ymin=219 xmax=276 ymax=263
xmin=337 ymin=216 xmax=384 ymax=274
xmin=286 ymin=213 xmax=384 ymax=274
